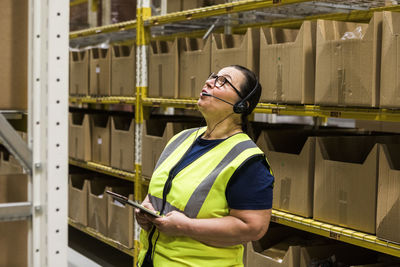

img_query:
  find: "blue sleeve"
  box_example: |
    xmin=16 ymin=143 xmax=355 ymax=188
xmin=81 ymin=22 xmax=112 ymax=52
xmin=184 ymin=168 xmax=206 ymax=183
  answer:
xmin=226 ymin=155 xmax=274 ymax=210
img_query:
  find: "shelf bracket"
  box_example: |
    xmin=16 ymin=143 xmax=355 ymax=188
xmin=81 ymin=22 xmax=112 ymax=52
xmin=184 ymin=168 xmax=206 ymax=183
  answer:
xmin=0 ymin=202 xmax=32 ymax=222
xmin=0 ymin=114 xmax=32 ymax=173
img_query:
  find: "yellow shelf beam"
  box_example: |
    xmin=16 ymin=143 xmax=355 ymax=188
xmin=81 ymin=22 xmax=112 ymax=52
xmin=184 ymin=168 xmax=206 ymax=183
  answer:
xmin=69 ymin=219 xmax=134 ymax=256
xmin=70 ymin=20 xmax=137 ymax=39
xmin=69 ymin=158 xmax=135 ymax=182
xmin=145 ymin=0 xmax=312 ymax=26
xmin=271 ymin=210 xmax=400 ymax=258
xmin=69 ymin=96 xmax=136 ymax=104
xmin=70 ymin=0 xmax=87 ymax=7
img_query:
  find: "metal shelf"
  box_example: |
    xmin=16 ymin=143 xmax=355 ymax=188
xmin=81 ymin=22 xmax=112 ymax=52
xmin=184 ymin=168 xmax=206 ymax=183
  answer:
xmin=69 ymin=158 xmax=135 ymax=182
xmin=68 ymin=219 xmax=134 ymax=256
xmin=69 ymin=96 xmax=136 ymax=105
xmin=271 ymin=210 xmax=400 ymax=258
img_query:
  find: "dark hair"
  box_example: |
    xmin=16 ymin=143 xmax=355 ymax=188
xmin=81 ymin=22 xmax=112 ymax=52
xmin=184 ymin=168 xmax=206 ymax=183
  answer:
xmin=230 ymin=65 xmax=262 ymax=133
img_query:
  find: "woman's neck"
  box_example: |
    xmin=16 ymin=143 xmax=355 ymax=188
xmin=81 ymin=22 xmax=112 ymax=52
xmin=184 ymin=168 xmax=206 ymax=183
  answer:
xmin=203 ymin=114 xmax=242 ymax=140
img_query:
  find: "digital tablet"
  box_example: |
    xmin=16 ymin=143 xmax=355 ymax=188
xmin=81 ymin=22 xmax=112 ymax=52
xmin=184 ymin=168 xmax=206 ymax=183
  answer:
xmin=106 ymin=190 xmax=161 ymax=218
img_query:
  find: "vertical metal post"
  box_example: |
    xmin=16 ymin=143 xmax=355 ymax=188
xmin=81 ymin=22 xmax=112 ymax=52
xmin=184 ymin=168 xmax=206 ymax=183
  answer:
xmin=28 ymin=1 xmax=69 ymax=266
xmin=135 ymin=0 xmax=151 ymax=265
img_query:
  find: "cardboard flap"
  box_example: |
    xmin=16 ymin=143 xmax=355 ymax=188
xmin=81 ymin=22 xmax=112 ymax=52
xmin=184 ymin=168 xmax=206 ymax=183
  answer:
xmin=92 ymin=114 xmax=110 ymax=128
xmin=260 ymin=130 xmax=310 ymax=155
xmin=180 ymin=37 xmax=210 ymax=52
xmin=213 ymin=29 xmax=254 ymax=50
xmin=317 ymin=19 xmax=367 ymax=41
xmin=70 ymin=112 xmax=86 ymax=126
xmin=383 ymin=11 xmax=400 ymax=35
xmin=144 ymin=119 xmax=168 ymax=137
xmin=150 ymin=39 xmax=177 ymax=54
xmin=111 ymin=116 xmax=134 ymax=132
xmin=112 ymin=45 xmax=133 ymax=58
xmin=88 ymin=179 xmax=109 ymax=196
xmin=317 ymin=136 xmax=377 ymax=164
xmin=380 ymin=143 xmax=400 ymax=170
xmin=69 ymin=175 xmax=88 ymax=191
xmin=108 ymin=186 xmax=134 ymax=207
xmin=91 ymin=48 xmax=109 ymax=59
xmin=70 ymin=50 xmax=87 ymax=62
xmin=261 ymin=27 xmax=298 ymax=45
xmin=363 ymin=11 xmax=383 ymax=41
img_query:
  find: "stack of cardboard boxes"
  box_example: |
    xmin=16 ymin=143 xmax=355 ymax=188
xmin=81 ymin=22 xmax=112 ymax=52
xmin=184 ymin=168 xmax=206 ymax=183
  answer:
xmin=69 ymin=174 xmax=135 ymax=248
xmin=0 ymin=148 xmax=28 ymax=266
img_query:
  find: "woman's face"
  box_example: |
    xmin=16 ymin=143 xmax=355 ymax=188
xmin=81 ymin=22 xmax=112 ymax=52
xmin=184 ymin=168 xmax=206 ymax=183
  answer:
xmin=197 ymin=67 xmax=245 ymax=116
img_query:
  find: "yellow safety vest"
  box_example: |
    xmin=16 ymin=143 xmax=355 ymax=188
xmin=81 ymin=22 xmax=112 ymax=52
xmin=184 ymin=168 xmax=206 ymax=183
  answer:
xmin=138 ymin=127 xmax=267 ymax=267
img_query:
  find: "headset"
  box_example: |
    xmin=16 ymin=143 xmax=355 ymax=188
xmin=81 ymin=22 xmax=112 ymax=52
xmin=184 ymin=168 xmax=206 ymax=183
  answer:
xmin=201 ymin=78 xmax=259 ymax=114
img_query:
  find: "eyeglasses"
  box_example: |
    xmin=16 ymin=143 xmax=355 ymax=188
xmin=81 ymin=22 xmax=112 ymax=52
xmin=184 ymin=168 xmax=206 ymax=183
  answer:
xmin=207 ymin=73 xmax=243 ymax=99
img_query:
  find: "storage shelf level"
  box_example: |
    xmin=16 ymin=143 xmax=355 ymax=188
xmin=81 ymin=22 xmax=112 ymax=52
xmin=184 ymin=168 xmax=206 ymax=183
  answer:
xmin=68 ymin=219 xmax=134 ymax=256
xmin=271 ymin=210 xmax=400 ymax=258
xmin=69 ymin=158 xmax=136 ymax=182
xmin=69 ymin=96 xmax=136 ymax=105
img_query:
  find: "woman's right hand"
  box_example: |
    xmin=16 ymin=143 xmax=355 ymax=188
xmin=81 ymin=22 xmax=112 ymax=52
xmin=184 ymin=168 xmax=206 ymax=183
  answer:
xmin=135 ymin=195 xmax=155 ymax=231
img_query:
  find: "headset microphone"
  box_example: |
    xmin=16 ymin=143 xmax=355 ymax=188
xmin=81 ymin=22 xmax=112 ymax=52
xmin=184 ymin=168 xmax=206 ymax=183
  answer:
xmin=201 ymin=92 xmax=234 ymax=106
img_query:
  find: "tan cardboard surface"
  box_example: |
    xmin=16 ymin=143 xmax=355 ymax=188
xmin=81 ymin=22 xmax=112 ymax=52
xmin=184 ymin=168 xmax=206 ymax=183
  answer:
xmin=107 ymin=187 xmax=134 ymax=248
xmin=0 ymin=153 xmax=24 ymax=174
xmin=211 ymin=28 xmax=260 ymax=74
xmin=179 ymin=38 xmax=211 ymax=98
xmin=380 ymin=12 xmax=400 ymax=108
xmin=0 ymin=173 xmax=28 ymax=266
xmin=376 ymin=143 xmax=400 ymax=243
xmin=91 ymin=114 xmax=111 ymax=165
xmin=89 ymin=48 xmax=111 ymax=96
xmin=148 ymin=39 xmax=179 ymax=98
xmin=315 ymin=12 xmax=383 ymax=107
xmin=70 ymin=50 xmax=89 ymax=96
xmin=167 ymin=0 xmax=181 ymax=13
xmin=0 ymin=0 xmax=28 ymax=110
xmin=247 ymin=227 xmax=301 ymax=267
xmin=260 ymin=22 xmax=316 ymax=104
xmin=88 ymin=179 xmax=110 ymax=236
xmin=356 ymin=120 xmax=400 ymax=133
xmin=111 ymin=116 xmax=135 ymax=171
xmin=69 ymin=113 xmax=91 ymax=161
xmin=257 ymin=130 xmax=315 ymax=217
xmin=69 ymin=175 xmax=89 ymax=226
xmin=111 ymin=45 xmax=135 ymax=96
xmin=314 ymin=136 xmax=379 ymax=233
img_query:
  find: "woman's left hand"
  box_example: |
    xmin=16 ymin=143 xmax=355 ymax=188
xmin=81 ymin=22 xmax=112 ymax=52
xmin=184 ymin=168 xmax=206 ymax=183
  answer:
xmin=151 ymin=211 xmax=191 ymax=236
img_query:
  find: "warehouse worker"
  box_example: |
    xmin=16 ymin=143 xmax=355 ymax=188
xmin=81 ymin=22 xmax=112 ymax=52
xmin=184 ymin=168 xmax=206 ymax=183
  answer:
xmin=135 ymin=65 xmax=274 ymax=267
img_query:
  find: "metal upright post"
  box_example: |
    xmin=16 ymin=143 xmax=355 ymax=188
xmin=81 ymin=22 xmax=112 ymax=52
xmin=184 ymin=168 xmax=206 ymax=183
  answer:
xmin=28 ymin=0 xmax=69 ymax=266
xmin=135 ymin=0 xmax=151 ymax=265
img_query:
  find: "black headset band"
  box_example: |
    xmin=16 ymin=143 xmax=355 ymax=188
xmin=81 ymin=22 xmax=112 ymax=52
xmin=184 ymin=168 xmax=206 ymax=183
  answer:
xmin=233 ymin=79 xmax=259 ymax=114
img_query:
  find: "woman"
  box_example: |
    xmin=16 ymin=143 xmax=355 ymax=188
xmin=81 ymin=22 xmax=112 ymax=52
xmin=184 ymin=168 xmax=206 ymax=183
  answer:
xmin=136 ymin=65 xmax=274 ymax=267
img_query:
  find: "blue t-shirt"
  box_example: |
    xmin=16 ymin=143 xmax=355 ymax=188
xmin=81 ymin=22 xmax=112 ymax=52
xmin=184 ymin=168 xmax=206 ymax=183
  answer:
xmin=169 ymin=135 xmax=274 ymax=210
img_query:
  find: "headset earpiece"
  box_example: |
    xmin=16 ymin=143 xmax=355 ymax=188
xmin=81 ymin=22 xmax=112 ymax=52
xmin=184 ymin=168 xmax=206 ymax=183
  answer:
xmin=233 ymin=79 xmax=259 ymax=114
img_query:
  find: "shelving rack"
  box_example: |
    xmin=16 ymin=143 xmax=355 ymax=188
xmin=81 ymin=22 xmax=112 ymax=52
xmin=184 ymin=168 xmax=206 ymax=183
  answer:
xmin=69 ymin=0 xmax=400 ymax=265
xmin=0 ymin=1 xmax=69 ymax=266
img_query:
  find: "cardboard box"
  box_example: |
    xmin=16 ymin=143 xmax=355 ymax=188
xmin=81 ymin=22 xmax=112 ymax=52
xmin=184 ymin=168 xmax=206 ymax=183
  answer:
xmin=91 ymin=114 xmax=111 ymax=165
xmin=111 ymin=45 xmax=135 ymax=96
xmin=107 ymin=186 xmax=134 ymax=248
xmin=0 ymin=153 xmax=24 ymax=174
xmin=376 ymin=143 xmax=400 ymax=243
xmin=315 ymin=12 xmax=383 ymax=107
xmin=256 ymin=130 xmax=315 ymax=217
xmin=69 ymin=175 xmax=89 ymax=226
xmin=314 ymin=136 xmax=385 ymax=234
xmin=380 ymin=12 xmax=400 ymax=108
xmin=0 ymin=173 xmax=28 ymax=266
xmin=179 ymin=37 xmax=211 ymax=99
xmin=88 ymin=179 xmax=111 ymax=236
xmin=247 ymin=226 xmax=301 ymax=267
xmin=70 ymin=50 xmax=89 ymax=96
xmin=0 ymin=0 xmax=28 ymax=110
xmin=183 ymin=0 xmax=225 ymax=10
xmin=89 ymin=47 xmax=111 ymax=96
xmin=69 ymin=112 xmax=91 ymax=161
xmin=142 ymin=120 xmax=199 ymax=178
xmin=148 ymin=39 xmax=179 ymax=98
xmin=260 ymin=22 xmax=316 ymax=104
xmin=211 ymin=28 xmax=260 ymax=75
xmin=110 ymin=116 xmax=135 ymax=172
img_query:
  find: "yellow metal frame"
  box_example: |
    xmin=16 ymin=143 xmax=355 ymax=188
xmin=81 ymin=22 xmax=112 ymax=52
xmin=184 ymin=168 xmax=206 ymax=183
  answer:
xmin=69 ymin=219 xmax=135 ymax=256
xmin=69 ymin=158 xmax=136 ymax=182
xmin=70 ymin=0 xmax=88 ymax=7
xmin=271 ymin=210 xmax=400 ymax=257
xmin=145 ymin=0 xmax=312 ymax=26
xmin=69 ymin=96 xmax=136 ymax=104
